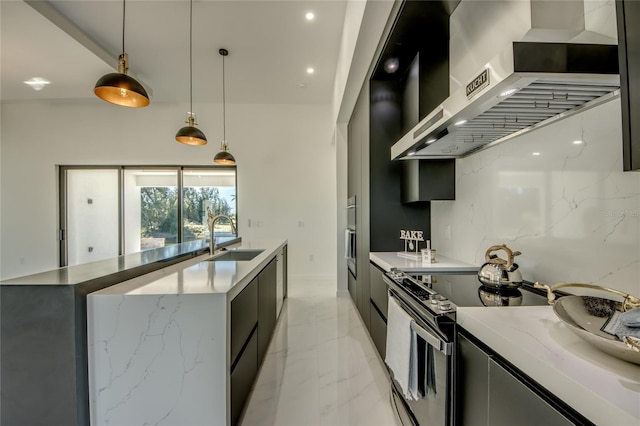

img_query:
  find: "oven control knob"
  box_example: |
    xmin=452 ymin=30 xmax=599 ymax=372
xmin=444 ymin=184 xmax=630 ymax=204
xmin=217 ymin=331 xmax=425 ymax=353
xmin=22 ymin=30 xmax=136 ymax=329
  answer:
xmin=439 ymin=299 xmax=451 ymax=310
xmin=430 ymin=294 xmax=441 ymax=305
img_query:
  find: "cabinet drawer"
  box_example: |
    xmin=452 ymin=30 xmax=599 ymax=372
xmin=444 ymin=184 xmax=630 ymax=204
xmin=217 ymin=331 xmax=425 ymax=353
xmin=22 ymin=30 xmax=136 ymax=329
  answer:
xmin=258 ymin=259 xmax=277 ymax=363
xmin=370 ymin=302 xmax=387 ymax=358
xmin=231 ymin=278 xmax=258 ymax=365
xmin=230 ymin=329 xmax=257 ymax=426
xmin=369 ymin=263 xmax=388 ymax=319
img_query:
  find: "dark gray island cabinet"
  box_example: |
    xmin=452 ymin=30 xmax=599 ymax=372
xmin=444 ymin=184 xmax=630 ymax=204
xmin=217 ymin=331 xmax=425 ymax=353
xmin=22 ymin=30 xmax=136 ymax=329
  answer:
xmin=0 ymin=239 xmax=218 ymax=426
xmin=86 ymin=240 xmax=286 ymax=426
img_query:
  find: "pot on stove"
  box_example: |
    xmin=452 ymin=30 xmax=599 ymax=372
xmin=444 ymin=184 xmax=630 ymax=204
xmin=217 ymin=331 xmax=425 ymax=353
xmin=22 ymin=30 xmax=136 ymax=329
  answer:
xmin=477 ymin=244 xmax=523 ymax=289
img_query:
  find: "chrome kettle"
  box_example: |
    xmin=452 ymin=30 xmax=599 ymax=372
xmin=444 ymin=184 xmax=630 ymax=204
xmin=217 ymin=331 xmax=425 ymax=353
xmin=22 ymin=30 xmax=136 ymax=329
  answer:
xmin=477 ymin=244 xmax=523 ymax=289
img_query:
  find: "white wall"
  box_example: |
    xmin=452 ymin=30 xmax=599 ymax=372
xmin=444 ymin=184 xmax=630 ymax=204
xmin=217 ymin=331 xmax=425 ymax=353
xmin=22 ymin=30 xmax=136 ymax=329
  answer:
xmin=431 ymin=99 xmax=640 ymax=296
xmin=0 ymin=100 xmax=335 ymax=280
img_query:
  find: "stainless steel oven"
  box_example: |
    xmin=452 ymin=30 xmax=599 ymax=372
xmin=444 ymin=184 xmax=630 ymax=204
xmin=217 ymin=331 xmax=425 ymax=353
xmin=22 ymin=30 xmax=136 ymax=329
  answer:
xmin=384 ymin=271 xmax=456 ymax=426
xmin=383 ymin=270 xmax=551 ymax=425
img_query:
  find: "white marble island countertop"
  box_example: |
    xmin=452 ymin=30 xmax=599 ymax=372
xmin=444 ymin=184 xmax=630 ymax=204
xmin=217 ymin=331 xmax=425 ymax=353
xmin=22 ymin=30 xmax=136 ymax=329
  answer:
xmin=370 ymin=251 xmax=479 ymax=274
xmin=91 ymin=239 xmax=286 ymax=300
xmin=87 ymin=238 xmax=287 ymax=426
xmin=458 ymin=306 xmax=640 ymax=426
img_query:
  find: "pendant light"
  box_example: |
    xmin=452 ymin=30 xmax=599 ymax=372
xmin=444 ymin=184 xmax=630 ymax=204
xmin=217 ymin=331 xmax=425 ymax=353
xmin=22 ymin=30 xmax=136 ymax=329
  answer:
xmin=213 ymin=49 xmax=236 ymax=165
xmin=94 ymin=0 xmax=149 ymax=107
xmin=175 ymin=0 xmax=207 ymax=146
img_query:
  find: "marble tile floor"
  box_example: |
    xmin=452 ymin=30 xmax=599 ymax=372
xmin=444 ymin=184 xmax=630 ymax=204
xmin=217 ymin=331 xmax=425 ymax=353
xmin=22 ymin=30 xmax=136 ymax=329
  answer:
xmin=240 ymin=279 xmax=399 ymax=426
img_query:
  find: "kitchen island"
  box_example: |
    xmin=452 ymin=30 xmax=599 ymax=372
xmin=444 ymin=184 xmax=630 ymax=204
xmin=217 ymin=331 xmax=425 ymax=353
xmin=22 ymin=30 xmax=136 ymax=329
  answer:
xmin=457 ymin=306 xmax=640 ymax=426
xmin=0 ymin=236 xmax=239 ymax=426
xmin=87 ymin=239 xmax=288 ymax=426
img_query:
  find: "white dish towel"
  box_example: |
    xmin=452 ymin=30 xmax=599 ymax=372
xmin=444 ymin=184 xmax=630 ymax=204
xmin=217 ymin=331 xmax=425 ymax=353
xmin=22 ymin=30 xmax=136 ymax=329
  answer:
xmin=385 ymin=295 xmax=419 ymax=400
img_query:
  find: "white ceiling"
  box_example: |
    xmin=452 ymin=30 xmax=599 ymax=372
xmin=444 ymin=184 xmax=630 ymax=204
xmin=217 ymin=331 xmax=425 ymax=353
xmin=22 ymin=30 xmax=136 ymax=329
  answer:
xmin=1 ymin=0 xmax=348 ymax=105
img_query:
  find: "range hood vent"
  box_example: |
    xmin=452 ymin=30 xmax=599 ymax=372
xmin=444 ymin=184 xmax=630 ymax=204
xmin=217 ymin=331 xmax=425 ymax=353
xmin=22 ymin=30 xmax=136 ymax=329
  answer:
xmin=391 ymin=0 xmax=620 ymax=160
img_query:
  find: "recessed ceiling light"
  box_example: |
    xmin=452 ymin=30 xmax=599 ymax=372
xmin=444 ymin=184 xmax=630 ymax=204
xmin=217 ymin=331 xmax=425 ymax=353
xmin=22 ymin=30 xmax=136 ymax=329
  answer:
xmin=532 ymin=152 xmax=541 ymax=156
xmin=426 ymin=138 xmax=437 ymax=144
xmin=454 ymin=119 xmax=467 ymax=126
xmin=305 ymin=11 xmax=315 ymax=20
xmin=407 ymin=151 xmax=416 ymax=156
xmin=24 ymin=77 xmax=51 ymax=91
xmin=573 ymin=140 xmax=583 ymax=145
xmin=307 ymin=67 xmax=315 ymax=74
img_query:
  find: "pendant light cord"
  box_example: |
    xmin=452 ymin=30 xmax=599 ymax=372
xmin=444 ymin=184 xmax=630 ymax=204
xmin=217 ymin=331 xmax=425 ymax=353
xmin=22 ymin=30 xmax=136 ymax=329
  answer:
xmin=122 ymin=0 xmax=126 ymax=53
xmin=222 ymin=53 xmax=226 ymax=142
xmin=189 ymin=0 xmax=193 ymax=116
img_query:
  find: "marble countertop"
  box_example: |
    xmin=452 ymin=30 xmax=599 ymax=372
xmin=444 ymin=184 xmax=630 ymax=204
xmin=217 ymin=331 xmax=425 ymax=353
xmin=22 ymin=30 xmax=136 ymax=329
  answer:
xmin=457 ymin=306 xmax=640 ymax=426
xmin=369 ymin=252 xmax=479 ymax=274
xmin=0 ymin=237 xmax=240 ymax=286
xmin=91 ymin=239 xmax=286 ymax=300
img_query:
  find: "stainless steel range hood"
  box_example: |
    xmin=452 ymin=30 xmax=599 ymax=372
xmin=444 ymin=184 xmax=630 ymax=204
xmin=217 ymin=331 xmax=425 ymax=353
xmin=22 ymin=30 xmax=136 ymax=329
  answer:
xmin=391 ymin=0 xmax=620 ymax=160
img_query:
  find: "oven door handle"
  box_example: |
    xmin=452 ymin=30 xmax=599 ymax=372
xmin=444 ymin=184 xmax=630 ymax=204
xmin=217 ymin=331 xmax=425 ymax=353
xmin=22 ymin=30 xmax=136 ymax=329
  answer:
xmin=411 ymin=320 xmax=452 ymax=356
xmin=388 ymin=289 xmax=452 ymax=355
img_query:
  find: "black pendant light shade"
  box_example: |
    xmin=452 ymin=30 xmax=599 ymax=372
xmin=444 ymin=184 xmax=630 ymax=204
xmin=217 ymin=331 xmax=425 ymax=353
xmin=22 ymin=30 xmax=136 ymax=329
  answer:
xmin=213 ymin=48 xmax=236 ymax=165
xmin=176 ymin=0 xmax=207 ymax=146
xmin=213 ymin=141 xmax=236 ymax=165
xmin=176 ymin=114 xmax=207 ymax=146
xmin=94 ymin=1 xmax=149 ymax=107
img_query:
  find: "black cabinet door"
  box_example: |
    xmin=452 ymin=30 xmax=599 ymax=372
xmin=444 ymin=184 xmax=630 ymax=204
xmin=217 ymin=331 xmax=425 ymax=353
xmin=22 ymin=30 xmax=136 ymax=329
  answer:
xmin=617 ymin=0 xmax=640 ymax=171
xmin=369 ymin=302 xmax=387 ymax=358
xmin=258 ymin=259 xmax=277 ymax=363
xmin=487 ymin=359 xmax=573 ymax=426
xmin=457 ymin=331 xmax=589 ymax=426
xmin=369 ymin=263 xmax=388 ymax=319
xmin=231 ymin=278 xmax=258 ymax=366
xmin=401 ymin=160 xmax=455 ymax=204
xmin=457 ymin=333 xmax=489 ymax=426
xmin=369 ymin=264 xmax=388 ymax=357
xmin=348 ymin=269 xmax=357 ymax=303
xmin=230 ymin=329 xmax=258 ymax=426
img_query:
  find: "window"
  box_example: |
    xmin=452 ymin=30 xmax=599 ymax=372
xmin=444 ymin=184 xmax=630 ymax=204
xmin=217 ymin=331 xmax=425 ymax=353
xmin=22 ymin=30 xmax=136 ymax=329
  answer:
xmin=123 ymin=168 xmax=179 ymax=254
xmin=182 ymin=169 xmax=237 ymax=243
xmin=59 ymin=166 xmax=237 ymax=266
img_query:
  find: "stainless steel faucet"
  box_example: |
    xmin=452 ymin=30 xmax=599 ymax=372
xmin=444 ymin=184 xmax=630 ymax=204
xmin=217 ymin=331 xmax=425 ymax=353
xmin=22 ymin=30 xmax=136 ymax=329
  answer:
xmin=207 ymin=209 xmax=237 ymax=254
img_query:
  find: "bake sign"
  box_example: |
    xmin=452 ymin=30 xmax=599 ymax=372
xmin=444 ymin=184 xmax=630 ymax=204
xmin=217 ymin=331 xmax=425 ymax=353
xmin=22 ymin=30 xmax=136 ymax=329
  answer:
xmin=400 ymin=230 xmax=424 ymax=241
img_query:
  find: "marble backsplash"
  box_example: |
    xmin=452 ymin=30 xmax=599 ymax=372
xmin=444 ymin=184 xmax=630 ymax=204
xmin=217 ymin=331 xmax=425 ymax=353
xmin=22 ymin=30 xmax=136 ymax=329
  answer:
xmin=431 ymin=99 xmax=640 ymax=296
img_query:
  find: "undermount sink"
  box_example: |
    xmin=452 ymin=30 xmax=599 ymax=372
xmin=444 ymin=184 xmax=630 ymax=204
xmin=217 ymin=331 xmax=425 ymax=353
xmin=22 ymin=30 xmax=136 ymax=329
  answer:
xmin=207 ymin=249 xmax=264 ymax=262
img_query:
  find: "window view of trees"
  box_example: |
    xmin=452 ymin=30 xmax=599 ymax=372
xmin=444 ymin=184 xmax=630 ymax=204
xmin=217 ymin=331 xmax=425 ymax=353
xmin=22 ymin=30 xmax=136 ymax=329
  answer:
xmin=141 ymin=187 xmax=233 ymax=243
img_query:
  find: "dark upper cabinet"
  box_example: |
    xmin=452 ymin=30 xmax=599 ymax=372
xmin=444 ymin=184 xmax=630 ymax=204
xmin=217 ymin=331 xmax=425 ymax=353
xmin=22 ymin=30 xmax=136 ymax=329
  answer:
xmin=401 ymin=159 xmax=455 ymax=203
xmin=374 ymin=0 xmax=453 ymax=135
xmin=616 ymin=0 xmax=640 ymax=171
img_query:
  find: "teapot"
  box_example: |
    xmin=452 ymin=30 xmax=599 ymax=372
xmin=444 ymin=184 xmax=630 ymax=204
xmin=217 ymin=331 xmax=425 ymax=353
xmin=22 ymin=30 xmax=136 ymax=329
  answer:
xmin=477 ymin=244 xmax=523 ymax=289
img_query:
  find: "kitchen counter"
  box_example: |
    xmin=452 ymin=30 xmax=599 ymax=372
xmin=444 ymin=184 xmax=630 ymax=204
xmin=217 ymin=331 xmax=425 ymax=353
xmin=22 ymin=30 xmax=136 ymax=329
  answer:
xmin=0 ymin=236 xmax=239 ymax=426
xmin=0 ymin=236 xmax=239 ymax=286
xmin=87 ymin=239 xmax=287 ymax=426
xmin=91 ymin=239 xmax=285 ymax=299
xmin=457 ymin=306 xmax=640 ymax=426
xmin=370 ymin=251 xmax=479 ymax=274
